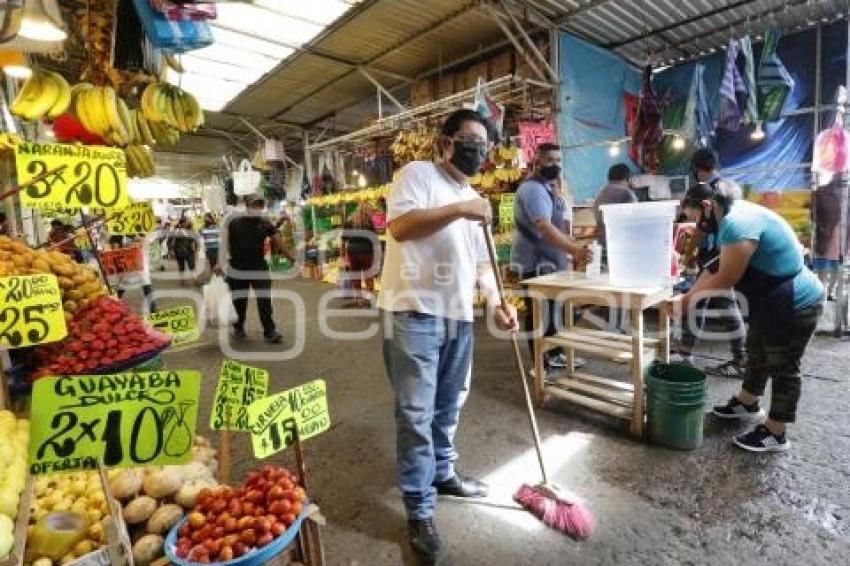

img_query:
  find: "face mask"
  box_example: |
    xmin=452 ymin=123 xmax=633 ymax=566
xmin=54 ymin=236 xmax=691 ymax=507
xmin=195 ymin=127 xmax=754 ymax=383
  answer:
xmin=450 ymin=140 xmax=486 ymax=176
xmin=539 ymin=164 xmax=561 ymax=181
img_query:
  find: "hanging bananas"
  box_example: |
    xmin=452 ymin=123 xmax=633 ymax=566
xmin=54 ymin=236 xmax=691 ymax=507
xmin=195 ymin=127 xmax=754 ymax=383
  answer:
xmin=148 ymin=120 xmax=180 ymax=147
xmin=124 ymin=145 xmax=155 ymax=178
xmin=10 ymin=69 xmax=72 ymax=122
xmin=141 ymin=82 xmax=204 ymax=133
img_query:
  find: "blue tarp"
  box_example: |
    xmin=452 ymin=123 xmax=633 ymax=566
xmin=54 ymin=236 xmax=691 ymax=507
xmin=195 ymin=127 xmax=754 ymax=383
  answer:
xmin=558 ymin=33 xmax=641 ymax=203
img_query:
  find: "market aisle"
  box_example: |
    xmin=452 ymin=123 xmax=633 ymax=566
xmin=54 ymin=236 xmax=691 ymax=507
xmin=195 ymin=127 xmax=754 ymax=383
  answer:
xmin=146 ymin=277 xmax=850 ymax=566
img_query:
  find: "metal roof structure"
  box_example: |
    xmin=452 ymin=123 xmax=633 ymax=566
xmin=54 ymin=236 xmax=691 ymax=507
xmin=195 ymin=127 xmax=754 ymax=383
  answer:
xmin=169 ymin=0 xmax=849 ymax=181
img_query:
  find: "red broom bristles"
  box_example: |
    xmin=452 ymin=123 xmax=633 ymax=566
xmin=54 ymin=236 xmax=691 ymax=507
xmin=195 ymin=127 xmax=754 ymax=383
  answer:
xmin=513 ymin=484 xmax=595 ymax=539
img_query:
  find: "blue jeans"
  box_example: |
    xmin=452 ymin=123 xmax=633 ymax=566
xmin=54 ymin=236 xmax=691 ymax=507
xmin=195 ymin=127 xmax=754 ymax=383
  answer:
xmin=382 ymin=311 xmax=473 ymax=520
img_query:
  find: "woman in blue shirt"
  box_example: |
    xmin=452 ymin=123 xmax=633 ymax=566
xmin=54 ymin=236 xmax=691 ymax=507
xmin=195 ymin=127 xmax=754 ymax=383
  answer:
xmin=667 ymin=182 xmax=823 ymax=452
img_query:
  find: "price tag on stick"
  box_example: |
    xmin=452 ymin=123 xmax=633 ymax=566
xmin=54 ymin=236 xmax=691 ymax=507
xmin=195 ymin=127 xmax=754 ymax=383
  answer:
xmin=247 ymin=379 xmax=330 ymax=459
xmin=28 ymin=370 xmax=201 ymax=474
xmin=210 ymin=360 xmax=269 ymax=431
xmin=145 ymin=306 xmax=199 ymax=348
xmin=106 ymin=202 xmax=155 ymax=235
xmin=0 ymin=274 xmax=67 ymax=348
xmin=15 ymin=142 xmax=130 ymax=210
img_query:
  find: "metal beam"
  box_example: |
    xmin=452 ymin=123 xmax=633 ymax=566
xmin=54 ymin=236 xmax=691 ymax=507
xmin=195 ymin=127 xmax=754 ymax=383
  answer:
xmin=498 ymin=0 xmax=559 ymax=83
xmin=485 ymin=4 xmax=548 ymax=82
xmin=269 ymin=1 xmax=481 ymax=121
xmin=358 ymin=67 xmax=406 ymax=112
xmin=605 ymin=0 xmax=761 ymax=49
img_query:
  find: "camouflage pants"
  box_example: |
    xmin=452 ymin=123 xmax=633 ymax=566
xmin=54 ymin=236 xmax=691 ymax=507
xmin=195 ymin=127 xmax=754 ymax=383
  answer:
xmin=742 ymin=304 xmax=822 ymax=423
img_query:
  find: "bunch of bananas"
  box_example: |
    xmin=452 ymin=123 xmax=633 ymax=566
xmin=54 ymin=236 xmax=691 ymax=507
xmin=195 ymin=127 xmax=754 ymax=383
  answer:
xmin=129 ymin=108 xmax=156 ymax=145
xmin=141 ymin=82 xmax=204 ymax=133
xmin=71 ymin=84 xmax=138 ymax=147
xmin=149 ymin=120 xmax=180 ymax=146
xmin=0 ymin=133 xmax=22 ymax=154
xmin=10 ymin=69 xmax=71 ymax=122
xmin=469 ymin=168 xmax=525 ymax=194
xmin=391 ymin=128 xmax=437 ymax=165
xmin=489 ymin=145 xmax=520 ymax=167
xmin=124 ymin=145 xmax=155 ymax=178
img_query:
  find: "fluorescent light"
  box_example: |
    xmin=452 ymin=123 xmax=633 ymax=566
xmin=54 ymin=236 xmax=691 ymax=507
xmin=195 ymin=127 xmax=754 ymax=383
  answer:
xmin=672 ymin=136 xmax=686 ymax=150
xmin=608 ymin=142 xmax=620 ymax=157
xmin=751 ymin=121 xmax=765 ymax=141
xmin=20 ymin=0 xmax=67 ymax=42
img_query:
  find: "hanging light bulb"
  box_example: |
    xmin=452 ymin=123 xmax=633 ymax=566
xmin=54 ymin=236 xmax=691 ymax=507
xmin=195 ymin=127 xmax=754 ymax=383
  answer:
xmin=19 ymin=0 xmax=67 ymax=42
xmin=357 ymin=174 xmax=367 ymax=188
xmin=608 ymin=142 xmax=620 ymax=157
xmin=751 ymin=121 xmax=765 ymax=141
xmin=0 ymin=50 xmax=31 ymax=79
xmin=672 ymin=136 xmax=686 ymax=151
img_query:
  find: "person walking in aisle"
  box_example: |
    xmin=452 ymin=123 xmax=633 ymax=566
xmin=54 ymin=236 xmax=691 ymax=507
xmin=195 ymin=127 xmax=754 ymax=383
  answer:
xmin=669 ymin=181 xmax=823 ymax=452
xmin=217 ymin=196 xmax=283 ymax=344
xmin=341 ymin=202 xmax=379 ymax=308
xmin=172 ymin=217 xmax=199 ymax=286
xmin=201 ymin=213 xmax=222 ymax=274
xmin=378 ymin=109 xmax=518 ymax=565
xmin=511 ymin=143 xmax=591 ymax=376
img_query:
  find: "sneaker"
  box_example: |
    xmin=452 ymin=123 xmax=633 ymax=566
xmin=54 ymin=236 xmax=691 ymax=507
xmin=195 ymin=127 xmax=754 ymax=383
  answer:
xmin=712 ymin=396 xmax=765 ymax=420
xmin=232 ymin=327 xmax=247 ymax=340
xmin=263 ymin=331 xmax=283 ymax=344
xmin=734 ymin=424 xmax=790 ymax=452
xmin=547 ymin=353 xmax=586 ymax=370
xmin=407 ymin=518 xmax=444 ymax=564
xmin=433 ymin=474 xmax=489 ymax=498
xmin=707 ymin=360 xmax=745 ymax=379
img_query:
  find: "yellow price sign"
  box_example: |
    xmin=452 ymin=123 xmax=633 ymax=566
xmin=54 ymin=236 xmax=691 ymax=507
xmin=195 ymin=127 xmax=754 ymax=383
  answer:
xmin=145 ymin=306 xmax=198 ymax=348
xmin=210 ymin=360 xmax=269 ymax=431
xmin=107 ymin=202 xmax=155 ymax=235
xmin=0 ymin=274 xmax=67 ymax=349
xmin=15 ymin=142 xmax=129 ymax=210
xmin=28 ymin=371 xmax=201 ymax=474
xmin=247 ymin=379 xmax=330 ymax=459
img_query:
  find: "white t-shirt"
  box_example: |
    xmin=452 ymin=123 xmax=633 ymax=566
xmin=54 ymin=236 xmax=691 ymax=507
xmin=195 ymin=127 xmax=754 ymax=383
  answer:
xmin=377 ymin=161 xmax=488 ymax=322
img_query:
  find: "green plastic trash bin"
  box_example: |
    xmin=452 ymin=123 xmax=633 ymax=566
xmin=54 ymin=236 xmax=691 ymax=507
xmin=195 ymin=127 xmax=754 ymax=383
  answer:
xmin=645 ymin=362 xmax=707 ymax=450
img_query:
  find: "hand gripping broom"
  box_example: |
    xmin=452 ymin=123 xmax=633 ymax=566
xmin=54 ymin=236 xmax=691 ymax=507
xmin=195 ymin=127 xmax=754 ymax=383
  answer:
xmin=482 ymin=224 xmax=595 ymax=539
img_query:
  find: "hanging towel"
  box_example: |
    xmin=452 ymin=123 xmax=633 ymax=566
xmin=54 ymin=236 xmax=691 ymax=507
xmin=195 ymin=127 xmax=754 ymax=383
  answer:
xmin=682 ymin=63 xmax=712 ymax=146
xmin=757 ymin=28 xmax=795 ymax=123
xmin=632 ymin=65 xmax=663 ymax=163
xmin=718 ymin=39 xmax=747 ymax=131
xmin=740 ymin=36 xmax=758 ymax=124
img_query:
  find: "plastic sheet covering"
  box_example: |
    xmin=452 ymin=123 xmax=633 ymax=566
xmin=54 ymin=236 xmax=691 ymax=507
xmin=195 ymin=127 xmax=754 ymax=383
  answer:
xmin=558 ymin=33 xmax=641 ymax=203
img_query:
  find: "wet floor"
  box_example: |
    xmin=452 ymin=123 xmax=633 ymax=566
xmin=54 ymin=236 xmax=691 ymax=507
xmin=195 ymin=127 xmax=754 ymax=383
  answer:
xmin=142 ymin=273 xmax=849 ymax=566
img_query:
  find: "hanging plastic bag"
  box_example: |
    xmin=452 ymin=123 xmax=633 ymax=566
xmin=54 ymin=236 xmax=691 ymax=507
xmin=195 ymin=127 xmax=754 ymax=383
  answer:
xmin=264 ymin=138 xmax=286 ymax=162
xmin=813 ymin=120 xmax=850 ymax=182
xmin=202 ymin=275 xmax=237 ymax=327
xmin=232 ymin=159 xmax=262 ymax=196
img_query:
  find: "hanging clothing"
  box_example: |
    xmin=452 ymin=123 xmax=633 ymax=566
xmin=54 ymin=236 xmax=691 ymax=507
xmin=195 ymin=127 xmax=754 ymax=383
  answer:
xmin=757 ymin=28 xmax=795 ymax=123
xmin=739 ymin=36 xmax=758 ymax=124
xmin=682 ymin=63 xmax=712 ymax=146
xmin=632 ymin=65 xmax=663 ymax=165
xmin=718 ymin=39 xmax=747 ymax=131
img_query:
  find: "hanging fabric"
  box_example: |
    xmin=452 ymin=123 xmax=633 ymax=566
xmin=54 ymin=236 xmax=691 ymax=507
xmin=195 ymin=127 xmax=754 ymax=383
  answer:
xmin=718 ymin=39 xmax=747 ymax=131
xmin=681 ymin=63 xmax=712 ymax=146
xmin=739 ymin=36 xmax=758 ymax=124
xmin=286 ymin=165 xmax=305 ymax=202
xmin=632 ymin=65 xmax=663 ymax=166
xmin=757 ymin=28 xmax=795 ymax=123
xmin=474 ymin=78 xmax=505 ymax=138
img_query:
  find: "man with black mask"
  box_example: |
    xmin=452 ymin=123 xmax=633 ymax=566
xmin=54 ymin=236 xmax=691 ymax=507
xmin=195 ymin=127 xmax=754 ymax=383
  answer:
xmin=378 ymin=109 xmax=518 ymax=565
xmin=675 ymin=149 xmax=747 ymax=378
xmin=512 ymin=143 xmax=590 ymax=375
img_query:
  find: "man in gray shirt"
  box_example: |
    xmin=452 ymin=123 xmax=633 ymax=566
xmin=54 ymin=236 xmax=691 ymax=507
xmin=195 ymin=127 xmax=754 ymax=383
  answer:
xmin=594 ymin=163 xmax=637 ymax=248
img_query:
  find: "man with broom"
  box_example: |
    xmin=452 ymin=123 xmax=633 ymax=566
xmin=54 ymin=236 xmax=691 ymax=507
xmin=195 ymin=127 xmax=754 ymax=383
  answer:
xmin=378 ymin=109 xmax=518 ymax=564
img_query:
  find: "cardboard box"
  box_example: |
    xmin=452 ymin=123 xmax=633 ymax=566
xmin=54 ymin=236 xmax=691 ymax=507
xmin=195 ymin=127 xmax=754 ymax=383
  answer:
xmin=410 ymin=78 xmax=435 ymax=107
xmin=515 ymin=39 xmax=550 ymax=80
xmin=489 ymin=51 xmax=514 ymax=79
xmin=461 ymin=61 xmax=490 ymax=91
xmin=437 ymin=73 xmax=457 ymax=98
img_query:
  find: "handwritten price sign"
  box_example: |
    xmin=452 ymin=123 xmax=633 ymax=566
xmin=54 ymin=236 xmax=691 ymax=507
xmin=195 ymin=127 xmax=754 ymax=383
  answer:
xmin=0 ymin=274 xmax=67 ymax=348
xmin=210 ymin=360 xmax=269 ymax=431
xmin=16 ymin=142 xmax=130 ymax=211
xmin=247 ymin=379 xmax=330 ymax=459
xmin=145 ymin=306 xmax=198 ymax=348
xmin=29 ymin=370 xmax=201 ymax=474
xmin=107 ymin=202 xmax=155 ymax=235
xmin=518 ymin=121 xmax=556 ymax=164
xmin=101 ymin=246 xmax=143 ymax=276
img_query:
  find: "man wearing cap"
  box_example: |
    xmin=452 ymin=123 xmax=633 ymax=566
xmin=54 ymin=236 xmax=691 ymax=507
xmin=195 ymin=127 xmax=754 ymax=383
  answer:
xmin=217 ymin=196 xmax=283 ymax=343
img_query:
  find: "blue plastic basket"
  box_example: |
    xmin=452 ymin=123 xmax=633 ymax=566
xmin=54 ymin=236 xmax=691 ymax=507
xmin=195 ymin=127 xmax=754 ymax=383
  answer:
xmin=164 ymin=502 xmax=309 ymax=566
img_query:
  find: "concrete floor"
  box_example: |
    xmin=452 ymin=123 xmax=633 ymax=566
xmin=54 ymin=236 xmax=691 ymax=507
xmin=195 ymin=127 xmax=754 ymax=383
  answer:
xmin=142 ymin=273 xmax=850 ymax=566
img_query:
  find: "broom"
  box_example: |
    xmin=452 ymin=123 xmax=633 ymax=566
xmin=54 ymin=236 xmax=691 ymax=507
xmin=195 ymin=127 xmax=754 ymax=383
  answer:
xmin=481 ymin=224 xmax=595 ymax=539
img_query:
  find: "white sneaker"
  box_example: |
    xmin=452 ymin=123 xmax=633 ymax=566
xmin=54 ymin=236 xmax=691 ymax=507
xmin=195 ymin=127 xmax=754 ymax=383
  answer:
xmin=548 ymin=354 xmax=586 ymax=369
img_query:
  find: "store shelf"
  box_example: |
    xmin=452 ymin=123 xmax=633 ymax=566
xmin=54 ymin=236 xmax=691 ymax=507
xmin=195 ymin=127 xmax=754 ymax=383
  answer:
xmin=542 ymin=328 xmax=657 ymax=364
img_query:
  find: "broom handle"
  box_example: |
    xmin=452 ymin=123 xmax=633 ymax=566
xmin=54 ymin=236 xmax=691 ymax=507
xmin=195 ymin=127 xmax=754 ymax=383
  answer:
xmin=481 ymin=224 xmax=551 ymax=485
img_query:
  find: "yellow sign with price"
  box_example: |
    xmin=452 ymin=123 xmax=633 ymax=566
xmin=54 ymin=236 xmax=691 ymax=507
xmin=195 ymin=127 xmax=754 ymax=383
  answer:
xmin=210 ymin=360 xmax=269 ymax=431
xmin=28 ymin=371 xmax=201 ymax=474
xmin=107 ymin=202 xmax=155 ymax=235
xmin=15 ymin=142 xmax=130 ymax=210
xmin=0 ymin=274 xmax=67 ymax=349
xmin=247 ymin=379 xmax=330 ymax=459
xmin=145 ymin=306 xmax=198 ymax=348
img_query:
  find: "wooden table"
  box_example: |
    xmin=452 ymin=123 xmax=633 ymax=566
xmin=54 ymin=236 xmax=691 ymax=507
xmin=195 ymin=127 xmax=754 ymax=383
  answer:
xmin=522 ymin=272 xmax=673 ymax=439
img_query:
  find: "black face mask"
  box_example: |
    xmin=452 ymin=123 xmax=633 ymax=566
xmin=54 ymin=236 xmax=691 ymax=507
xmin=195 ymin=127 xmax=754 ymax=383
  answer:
xmin=450 ymin=140 xmax=486 ymax=176
xmin=539 ymin=164 xmax=561 ymax=181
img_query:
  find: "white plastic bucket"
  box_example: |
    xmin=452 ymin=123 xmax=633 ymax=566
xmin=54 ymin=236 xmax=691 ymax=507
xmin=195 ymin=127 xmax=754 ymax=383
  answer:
xmin=600 ymin=201 xmax=678 ymax=288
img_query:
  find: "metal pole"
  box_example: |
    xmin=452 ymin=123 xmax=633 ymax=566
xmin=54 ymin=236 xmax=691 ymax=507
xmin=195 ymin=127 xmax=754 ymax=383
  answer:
xmin=838 ymin=17 xmax=850 ymax=336
xmin=811 ymin=24 xmax=822 ymax=267
xmin=499 ymin=0 xmax=560 ymax=84
xmin=485 ymin=5 xmax=548 ymax=83
xmin=358 ymin=67 xmax=405 ymax=112
xmin=377 ymin=86 xmax=383 ymax=120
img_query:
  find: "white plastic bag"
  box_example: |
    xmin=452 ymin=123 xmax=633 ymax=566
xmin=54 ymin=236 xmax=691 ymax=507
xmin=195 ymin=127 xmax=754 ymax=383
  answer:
xmin=202 ymin=275 xmax=237 ymax=327
xmin=232 ymin=159 xmax=262 ymax=196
